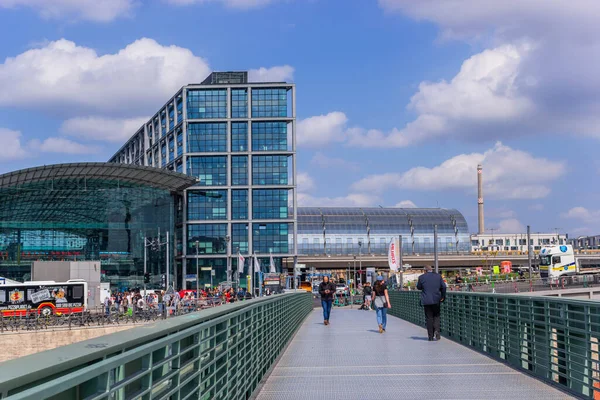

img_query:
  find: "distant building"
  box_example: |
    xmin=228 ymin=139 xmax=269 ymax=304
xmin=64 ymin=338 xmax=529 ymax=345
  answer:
xmin=570 ymin=235 xmax=600 ymax=250
xmin=297 ymin=207 xmax=471 ymax=256
xmin=470 ymin=232 xmax=567 ymax=252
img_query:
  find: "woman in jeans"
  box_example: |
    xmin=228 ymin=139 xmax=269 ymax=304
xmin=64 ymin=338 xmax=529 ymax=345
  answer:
xmin=372 ymin=276 xmax=391 ymax=333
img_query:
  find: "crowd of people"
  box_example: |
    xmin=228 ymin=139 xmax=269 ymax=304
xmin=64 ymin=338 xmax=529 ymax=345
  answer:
xmin=102 ymin=286 xmax=254 ymax=316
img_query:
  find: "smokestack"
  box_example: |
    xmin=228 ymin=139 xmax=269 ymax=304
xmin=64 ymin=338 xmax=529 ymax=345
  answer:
xmin=477 ymin=164 xmax=484 ymax=234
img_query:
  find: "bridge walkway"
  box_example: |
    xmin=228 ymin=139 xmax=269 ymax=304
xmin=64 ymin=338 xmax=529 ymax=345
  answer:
xmin=255 ymin=307 xmax=574 ymax=400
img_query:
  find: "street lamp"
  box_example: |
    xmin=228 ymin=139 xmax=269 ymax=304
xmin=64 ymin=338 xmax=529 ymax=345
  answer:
xmin=225 ymin=234 xmax=231 ymax=284
xmin=195 ymin=240 xmax=200 ymax=297
xmin=357 ymin=240 xmax=362 ymax=304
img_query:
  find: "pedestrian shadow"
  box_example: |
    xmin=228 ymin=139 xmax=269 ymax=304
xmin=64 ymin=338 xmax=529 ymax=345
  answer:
xmin=409 ymin=336 xmax=429 ymax=341
xmin=367 ymin=329 xmax=381 ymax=333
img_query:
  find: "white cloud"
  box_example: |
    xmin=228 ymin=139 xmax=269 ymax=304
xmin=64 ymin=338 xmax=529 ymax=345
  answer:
xmin=297 ymin=112 xmax=348 ymax=147
xmin=28 ymin=137 xmax=99 ymax=154
xmin=497 ymin=218 xmax=526 ymax=233
xmin=249 ymin=66 xmax=294 ymax=82
xmin=0 ymin=38 xmax=209 ymax=116
xmin=166 ymin=0 xmax=275 ymax=9
xmin=0 ymin=0 xmax=136 ymax=22
xmin=372 ymin=0 xmax=600 ymax=144
xmin=0 ymin=128 xmax=28 ymax=161
xmin=351 ymin=142 xmax=565 ymax=200
xmin=562 ymin=207 xmax=600 ymax=223
xmin=296 ymin=172 xmax=315 ymax=192
xmin=394 ymin=200 xmax=417 ymax=208
xmin=61 ymin=116 xmax=148 ymax=143
xmin=298 ymin=192 xmax=380 ymax=208
xmin=310 ymin=152 xmax=359 ymax=171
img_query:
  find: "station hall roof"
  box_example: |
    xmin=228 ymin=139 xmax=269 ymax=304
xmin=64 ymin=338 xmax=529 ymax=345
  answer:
xmin=0 ymin=163 xmax=196 ymax=192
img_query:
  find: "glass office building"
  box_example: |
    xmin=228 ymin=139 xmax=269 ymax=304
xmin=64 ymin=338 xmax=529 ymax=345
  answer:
xmin=0 ymin=163 xmax=195 ymax=290
xmin=109 ymin=72 xmax=297 ymax=289
xmin=297 ymin=207 xmax=470 ymax=256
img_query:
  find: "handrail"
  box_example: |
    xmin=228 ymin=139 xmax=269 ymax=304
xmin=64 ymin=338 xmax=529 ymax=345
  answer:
xmin=0 ymin=291 xmax=312 ymax=399
xmin=388 ymin=290 xmax=600 ymax=399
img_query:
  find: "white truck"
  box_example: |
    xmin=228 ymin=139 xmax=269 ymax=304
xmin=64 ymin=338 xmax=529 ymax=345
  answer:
xmin=539 ymin=245 xmax=579 ymax=279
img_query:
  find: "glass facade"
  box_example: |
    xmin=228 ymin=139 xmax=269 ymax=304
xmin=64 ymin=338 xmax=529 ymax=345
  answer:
xmin=253 ymin=223 xmax=291 ymax=254
xmin=231 ymin=122 xmax=248 ymax=152
xmin=252 ymin=155 xmax=288 ymax=185
xmin=108 ymin=74 xmax=297 ymax=290
xmin=187 ymin=224 xmax=227 ymax=254
xmin=232 ymin=190 xmax=248 ymax=220
xmin=297 ymin=207 xmax=470 ymax=256
xmin=231 ymin=89 xmax=248 ymax=118
xmin=251 ymin=88 xmax=287 ymax=117
xmin=252 ymin=122 xmax=288 ymax=151
xmin=187 ymin=156 xmax=227 ymax=186
xmin=252 ymin=189 xmax=288 ymax=219
xmin=187 ymin=123 xmax=227 ymax=153
xmin=231 ymin=156 xmax=248 ymax=186
xmin=187 ymin=190 xmax=227 ymax=220
xmin=0 ymin=165 xmax=189 ymax=291
xmin=187 ymin=89 xmax=227 ymax=119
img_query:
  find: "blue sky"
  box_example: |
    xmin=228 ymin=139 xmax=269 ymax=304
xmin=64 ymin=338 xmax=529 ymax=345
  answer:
xmin=0 ymin=0 xmax=598 ymax=237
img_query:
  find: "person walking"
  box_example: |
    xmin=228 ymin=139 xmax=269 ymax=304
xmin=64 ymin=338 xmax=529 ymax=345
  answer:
xmin=372 ymin=276 xmax=391 ymax=333
xmin=417 ymin=265 xmax=447 ymax=341
xmin=318 ymin=276 xmax=336 ymax=325
xmin=363 ymin=281 xmax=373 ymax=310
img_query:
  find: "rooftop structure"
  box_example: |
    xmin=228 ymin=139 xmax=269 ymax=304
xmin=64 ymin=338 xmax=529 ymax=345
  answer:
xmin=297 ymin=207 xmax=470 ymax=256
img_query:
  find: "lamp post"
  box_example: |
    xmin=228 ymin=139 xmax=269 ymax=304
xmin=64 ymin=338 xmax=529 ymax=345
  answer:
xmin=225 ymin=234 xmax=231 ymax=284
xmin=358 ymin=240 xmax=362 ymax=302
xmin=195 ymin=240 xmax=200 ymax=297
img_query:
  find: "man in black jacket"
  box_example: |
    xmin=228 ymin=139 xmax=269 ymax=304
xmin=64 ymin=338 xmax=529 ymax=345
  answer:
xmin=417 ymin=266 xmax=447 ymax=341
xmin=318 ymin=276 xmax=336 ymax=325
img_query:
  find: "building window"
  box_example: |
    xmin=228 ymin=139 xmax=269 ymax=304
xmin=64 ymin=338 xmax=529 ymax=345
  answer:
xmin=168 ymin=136 xmax=174 ymax=161
xmin=232 ymin=223 xmax=249 ymax=254
xmin=231 ymin=122 xmax=248 ymax=152
xmin=253 ymin=223 xmax=290 ymax=254
xmin=176 ymin=129 xmax=183 ymax=157
xmin=252 ymin=155 xmax=288 ymax=185
xmin=252 ymin=189 xmax=288 ymax=219
xmin=232 ymin=189 xmax=248 ymax=220
xmin=187 ymin=89 xmax=227 ymax=119
xmin=251 ymin=88 xmax=287 ymax=118
xmin=251 ymin=122 xmax=287 ymax=151
xmin=187 ymin=123 xmax=227 ymax=153
xmin=231 ymin=89 xmax=248 ymax=118
xmin=187 ymin=156 xmax=227 ymax=186
xmin=161 ymin=111 xmax=167 ymax=136
xmin=176 ymin=160 xmax=183 ymax=173
xmin=231 ymin=156 xmax=248 ymax=186
xmin=160 ymin=142 xmax=167 ymax=166
xmin=187 ymin=224 xmax=227 ymax=254
xmin=187 ymin=190 xmax=227 ymax=220
xmin=168 ymin=105 xmax=175 ymax=131
xmin=176 ymin=98 xmax=183 ymax=124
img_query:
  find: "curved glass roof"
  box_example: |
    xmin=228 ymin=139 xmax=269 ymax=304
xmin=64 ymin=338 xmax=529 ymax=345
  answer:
xmin=297 ymin=207 xmax=469 ymax=235
xmin=0 ymin=163 xmax=196 ymax=192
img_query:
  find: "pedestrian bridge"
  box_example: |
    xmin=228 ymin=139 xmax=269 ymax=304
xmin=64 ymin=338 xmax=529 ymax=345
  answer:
xmin=0 ymin=291 xmax=597 ymax=399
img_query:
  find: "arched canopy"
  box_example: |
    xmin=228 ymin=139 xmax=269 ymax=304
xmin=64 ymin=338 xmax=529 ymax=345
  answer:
xmin=0 ymin=163 xmax=196 ymax=192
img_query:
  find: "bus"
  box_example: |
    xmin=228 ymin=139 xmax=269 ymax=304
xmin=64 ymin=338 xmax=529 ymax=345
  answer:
xmin=0 ymin=280 xmax=88 ymax=317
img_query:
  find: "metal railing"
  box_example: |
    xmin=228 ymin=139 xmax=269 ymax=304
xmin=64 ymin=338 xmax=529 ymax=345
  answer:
xmin=0 ymin=291 xmax=312 ymax=400
xmin=388 ymin=290 xmax=600 ymax=399
xmin=446 ymin=274 xmax=600 ymax=294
